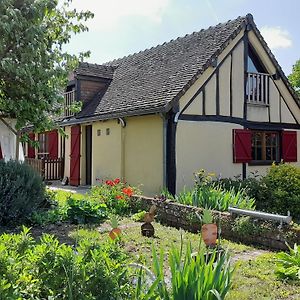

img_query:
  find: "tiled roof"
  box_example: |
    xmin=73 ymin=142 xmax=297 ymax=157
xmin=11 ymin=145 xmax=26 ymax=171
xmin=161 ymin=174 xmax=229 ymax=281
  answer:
xmin=66 ymin=13 xmax=298 ymax=123
xmin=90 ymin=15 xmax=247 ymax=119
xmin=75 ymin=63 xmax=115 ymax=80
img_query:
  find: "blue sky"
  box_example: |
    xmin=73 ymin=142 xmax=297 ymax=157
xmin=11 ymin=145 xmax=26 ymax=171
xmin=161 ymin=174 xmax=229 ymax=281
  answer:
xmin=65 ymin=0 xmax=299 ymax=75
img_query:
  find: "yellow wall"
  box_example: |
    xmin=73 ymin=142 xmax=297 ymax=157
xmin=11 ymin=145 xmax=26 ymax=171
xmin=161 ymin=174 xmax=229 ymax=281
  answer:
xmin=176 ymin=121 xmax=243 ymax=192
xmin=90 ymin=115 xmax=163 ymax=196
xmin=124 ymin=115 xmax=164 ymax=196
xmin=92 ymin=120 xmax=122 ymax=183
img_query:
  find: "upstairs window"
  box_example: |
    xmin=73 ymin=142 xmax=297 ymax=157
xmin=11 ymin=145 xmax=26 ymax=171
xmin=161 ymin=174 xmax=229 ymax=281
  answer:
xmin=246 ymin=46 xmax=270 ymax=105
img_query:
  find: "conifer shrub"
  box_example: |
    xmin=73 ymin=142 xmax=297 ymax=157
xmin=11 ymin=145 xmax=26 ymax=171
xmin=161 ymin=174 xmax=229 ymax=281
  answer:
xmin=0 ymin=160 xmax=48 ymax=225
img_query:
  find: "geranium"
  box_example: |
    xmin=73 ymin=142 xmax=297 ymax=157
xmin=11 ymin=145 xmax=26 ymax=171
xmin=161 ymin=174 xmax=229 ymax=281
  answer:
xmin=115 ymin=195 xmax=123 ymax=200
xmin=105 ymin=180 xmax=114 ymax=186
xmin=122 ymin=187 xmax=133 ymax=197
xmin=114 ymin=178 xmax=121 ymax=184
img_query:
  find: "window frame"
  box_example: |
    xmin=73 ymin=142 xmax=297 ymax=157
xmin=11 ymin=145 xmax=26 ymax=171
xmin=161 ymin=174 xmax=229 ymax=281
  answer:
xmin=37 ymin=133 xmax=49 ymax=159
xmin=250 ymin=130 xmax=280 ymax=165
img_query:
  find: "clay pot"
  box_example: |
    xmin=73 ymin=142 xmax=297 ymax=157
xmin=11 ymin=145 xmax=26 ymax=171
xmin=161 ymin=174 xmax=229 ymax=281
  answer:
xmin=141 ymin=222 xmax=155 ymax=237
xmin=201 ymin=223 xmax=218 ymax=247
xmin=109 ymin=227 xmax=122 ymax=240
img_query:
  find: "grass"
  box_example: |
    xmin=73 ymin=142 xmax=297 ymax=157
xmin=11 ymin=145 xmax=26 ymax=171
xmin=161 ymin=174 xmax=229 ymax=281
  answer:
xmin=68 ymin=217 xmax=300 ymax=299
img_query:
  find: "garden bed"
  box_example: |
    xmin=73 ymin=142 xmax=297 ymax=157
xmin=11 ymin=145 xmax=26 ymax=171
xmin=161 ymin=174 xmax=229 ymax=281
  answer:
xmin=130 ymin=195 xmax=300 ymax=250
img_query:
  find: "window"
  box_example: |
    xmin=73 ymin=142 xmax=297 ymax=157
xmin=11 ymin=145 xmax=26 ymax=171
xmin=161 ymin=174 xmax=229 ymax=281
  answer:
xmin=37 ymin=133 xmax=49 ymax=158
xmin=246 ymin=46 xmax=269 ymax=105
xmin=233 ymin=129 xmax=297 ymax=164
xmin=251 ymin=131 xmax=280 ymax=162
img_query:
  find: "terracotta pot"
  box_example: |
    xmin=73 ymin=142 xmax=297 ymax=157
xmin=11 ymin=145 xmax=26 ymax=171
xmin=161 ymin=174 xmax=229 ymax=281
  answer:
xmin=109 ymin=227 xmax=122 ymax=240
xmin=201 ymin=223 xmax=218 ymax=246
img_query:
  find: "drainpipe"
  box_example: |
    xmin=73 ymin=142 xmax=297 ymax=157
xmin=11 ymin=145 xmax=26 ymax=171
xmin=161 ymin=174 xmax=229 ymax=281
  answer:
xmin=118 ymin=118 xmax=126 ymax=180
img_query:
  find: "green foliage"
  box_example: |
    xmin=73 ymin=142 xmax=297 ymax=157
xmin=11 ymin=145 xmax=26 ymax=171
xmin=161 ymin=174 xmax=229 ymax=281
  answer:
xmin=0 ymin=160 xmax=49 ymax=225
xmin=110 ymin=214 xmax=119 ymax=229
xmin=201 ymin=209 xmax=214 ymax=224
xmin=0 ymin=0 xmax=93 ymax=131
xmin=289 ymin=59 xmax=300 ymax=97
xmin=0 ymin=227 xmax=133 ymax=299
xmin=276 ymin=243 xmax=300 ymax=280
xmin=135 ymin=243 xmax=233 ymax=300
xmin=175 ymin=185 xmax=255 ymax=212
xmin=66 ymin=197 xmax=108 ymax=224
xmin=90 ymin=178 xmax=136 ymax=215
xmin=232 ymin=216 xmax=263 ymax=238
xmin=131 ymin=211 xmax=147 ymax=222
xmin=259 ymin=163 xmax=300 ymax=217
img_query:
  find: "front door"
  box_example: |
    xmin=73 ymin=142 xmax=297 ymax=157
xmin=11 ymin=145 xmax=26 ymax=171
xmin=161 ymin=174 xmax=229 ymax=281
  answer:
xmin=85 ymin=125 xmax=92 ymax=185
xmin=70 ymin=125 xmax=81 ymax=186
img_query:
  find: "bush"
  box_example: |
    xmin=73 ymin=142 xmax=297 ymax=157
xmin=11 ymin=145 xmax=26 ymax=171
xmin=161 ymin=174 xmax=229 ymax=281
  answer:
xmin=0 ymin=160 xmax=49 ymax=225
xmin=259 ymin=163 xmax=300 ymax=217
xmin=66 ymin=197 xmax=108 ymax=224
xmin=0 ymin=227 xmax=133 ymax=299
xmin=90 ymin=178 xmax=137 ymax=215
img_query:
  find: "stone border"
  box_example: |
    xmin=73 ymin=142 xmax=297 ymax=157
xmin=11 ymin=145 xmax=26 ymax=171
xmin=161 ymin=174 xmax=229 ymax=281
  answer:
xmin=130 ymin=195 xmax=300 ymax=250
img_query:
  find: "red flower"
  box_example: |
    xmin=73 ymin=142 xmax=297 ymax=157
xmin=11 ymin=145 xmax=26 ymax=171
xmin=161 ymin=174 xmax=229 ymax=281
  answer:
xmin=115 ymin=195 xmax=123 ymax=200
xmin=105 ymin=180 xmax=114 ymax=186
xmin=122 ymin=187 xmax=133 ymax=197
xmin=114 ymin=178 xmax=121 ymax=184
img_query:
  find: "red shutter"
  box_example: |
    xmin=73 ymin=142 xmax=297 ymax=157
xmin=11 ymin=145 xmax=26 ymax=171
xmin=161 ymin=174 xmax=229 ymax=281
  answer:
xmin=28 ymin=133 xmax=36 ymax=158
xmin=233 ymin=129 xmax=252 ymax=163
xmin=48 ymin=130 xmax=58 ymax=159
xmin=0 ymin=144 xmax=3 ymax=160
xmin=282 ymin=131 xmax=297 ymax=162
xmin=70 ymin=125 xmax=81 ymax=186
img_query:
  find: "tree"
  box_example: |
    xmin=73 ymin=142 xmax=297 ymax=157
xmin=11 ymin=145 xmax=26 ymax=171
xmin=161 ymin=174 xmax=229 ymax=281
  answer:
xmin=0 ymin=0 xmax=93 ymax=133
xmin=289 ymin=59 xmax=300 ymax=98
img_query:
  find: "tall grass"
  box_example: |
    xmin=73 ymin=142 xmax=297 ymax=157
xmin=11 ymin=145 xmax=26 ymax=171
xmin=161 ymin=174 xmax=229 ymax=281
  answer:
xmin=173 ymin=185 xmax=255 ymax=212
xmin=134 ymin=242 xmax=233 ymax=299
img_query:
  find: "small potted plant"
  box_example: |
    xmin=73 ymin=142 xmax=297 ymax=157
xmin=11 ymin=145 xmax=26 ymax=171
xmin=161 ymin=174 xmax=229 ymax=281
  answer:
xmin=201 ymin=208 xmax=217 ymax=247
xmin=109 ymin=215 xmax=122 ymax=240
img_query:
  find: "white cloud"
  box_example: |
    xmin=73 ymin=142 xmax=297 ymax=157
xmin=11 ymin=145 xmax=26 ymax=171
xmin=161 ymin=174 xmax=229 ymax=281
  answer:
xmin=260 ymin=26 xmax=293 ymax=50
xmin=69 ymin=0 xmax=171 ymax=30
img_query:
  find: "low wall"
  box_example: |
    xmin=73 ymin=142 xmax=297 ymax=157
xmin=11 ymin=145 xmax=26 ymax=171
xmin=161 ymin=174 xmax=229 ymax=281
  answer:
xmin=130 ymin=196 xmax=300 ymax=250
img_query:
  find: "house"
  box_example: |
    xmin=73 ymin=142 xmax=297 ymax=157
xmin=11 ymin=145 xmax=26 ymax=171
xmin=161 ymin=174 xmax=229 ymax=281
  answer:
xmin=24 ymin=14 xmax=300 ymax=196
xmin=0 ymin=117 xmax=24 ymax=161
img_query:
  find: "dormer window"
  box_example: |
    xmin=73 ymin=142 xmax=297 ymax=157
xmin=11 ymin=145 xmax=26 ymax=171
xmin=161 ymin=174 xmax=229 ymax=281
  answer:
xmin=246 ymin=45 xmax=270 ymax=105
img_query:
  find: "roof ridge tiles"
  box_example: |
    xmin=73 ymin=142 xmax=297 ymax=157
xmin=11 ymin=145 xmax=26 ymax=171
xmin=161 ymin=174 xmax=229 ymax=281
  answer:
xmin=105 ymin=15 xmax=248 ymax=66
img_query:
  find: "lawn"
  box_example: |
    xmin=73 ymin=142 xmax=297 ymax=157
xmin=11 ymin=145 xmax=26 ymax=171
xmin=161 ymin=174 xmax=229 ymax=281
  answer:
xmin=66 ymin=217 xmax=300 ymax=300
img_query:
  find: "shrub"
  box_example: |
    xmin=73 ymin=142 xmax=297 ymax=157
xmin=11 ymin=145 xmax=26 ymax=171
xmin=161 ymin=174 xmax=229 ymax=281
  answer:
xmin=131 ymin=210 xmax=147 ymax=222
xmin=259 ymin=163 xmax=300 ymax=217
xmin=276 ymin=243 xmax=300 ymax=280
xmin=0 ymin=227 xmax=133 ymax=299
xmin=66 ymin=197 xmax=108 ymax=224
xmin=0 ymin=160 xmax=49 ymax=225
xmin=90 ymin=178 xmax=137 ymax=215
xmin=135 ymin=243 xmax=233 ymax=299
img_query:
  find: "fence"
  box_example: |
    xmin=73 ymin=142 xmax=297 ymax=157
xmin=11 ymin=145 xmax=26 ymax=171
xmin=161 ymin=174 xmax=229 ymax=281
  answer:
xmin=25 ymin=158 xmax=64 ymax=181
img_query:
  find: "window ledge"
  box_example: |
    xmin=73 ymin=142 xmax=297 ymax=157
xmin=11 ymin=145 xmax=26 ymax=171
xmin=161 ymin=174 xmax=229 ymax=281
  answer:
xmin=247 ymin=102 xmax=269 ymax=108
xmin=249 ymin=160 xmax=279 ymax=166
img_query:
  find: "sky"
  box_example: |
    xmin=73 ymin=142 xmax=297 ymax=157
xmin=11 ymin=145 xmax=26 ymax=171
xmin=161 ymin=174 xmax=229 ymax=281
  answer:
xmin=64 ymin=0 xmax=300 ymax=76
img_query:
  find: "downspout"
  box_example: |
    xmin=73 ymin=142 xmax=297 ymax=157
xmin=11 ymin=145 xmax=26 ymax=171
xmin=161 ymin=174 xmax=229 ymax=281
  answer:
xmin=118 ymin=118 xmax=126 ymax=180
